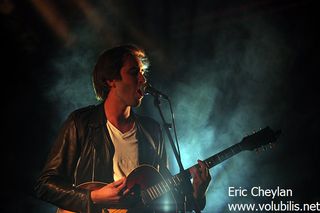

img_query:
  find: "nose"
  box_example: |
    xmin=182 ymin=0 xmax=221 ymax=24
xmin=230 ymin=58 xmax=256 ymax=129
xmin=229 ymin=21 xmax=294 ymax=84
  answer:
xmin=138 ymin=72 xmax=146 ymax=84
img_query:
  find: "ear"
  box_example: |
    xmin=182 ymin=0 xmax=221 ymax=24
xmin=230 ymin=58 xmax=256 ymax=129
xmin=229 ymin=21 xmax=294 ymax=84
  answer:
xmin=106 ymin=79 xmax=116 ymax=88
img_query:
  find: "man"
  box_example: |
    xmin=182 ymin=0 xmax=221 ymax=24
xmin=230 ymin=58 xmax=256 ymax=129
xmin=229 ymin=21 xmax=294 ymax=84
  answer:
xmin=34 ymin=44 xmax=211 ymax=212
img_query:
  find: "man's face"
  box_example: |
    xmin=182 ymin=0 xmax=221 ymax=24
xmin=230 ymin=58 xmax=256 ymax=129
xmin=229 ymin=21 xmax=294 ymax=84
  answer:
xmin=111 ymin=55 xmax=146 ymax=107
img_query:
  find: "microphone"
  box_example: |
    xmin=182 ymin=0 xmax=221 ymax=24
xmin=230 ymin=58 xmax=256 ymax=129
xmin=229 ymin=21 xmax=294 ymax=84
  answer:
xmin=142 ymin=82 xmax=169 ymax=100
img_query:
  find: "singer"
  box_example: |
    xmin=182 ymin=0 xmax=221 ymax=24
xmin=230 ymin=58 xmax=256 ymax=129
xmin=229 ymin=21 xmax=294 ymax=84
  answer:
xmin=33 ymin=44 xmax=211 ymax=213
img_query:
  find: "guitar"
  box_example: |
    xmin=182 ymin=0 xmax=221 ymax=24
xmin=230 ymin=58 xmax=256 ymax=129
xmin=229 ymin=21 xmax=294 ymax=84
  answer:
xmin=57 ymin=126 xmax=281 ymax=213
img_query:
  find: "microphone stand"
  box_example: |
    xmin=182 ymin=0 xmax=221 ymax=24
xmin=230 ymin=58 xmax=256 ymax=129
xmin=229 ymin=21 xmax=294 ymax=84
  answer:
xmin=152 ymin=95 xmax=201 ymax=213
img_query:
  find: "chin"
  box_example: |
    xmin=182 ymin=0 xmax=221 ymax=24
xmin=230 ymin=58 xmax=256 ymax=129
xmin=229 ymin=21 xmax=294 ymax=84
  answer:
xmin=133 ymin=98 xmax=143 ymax=107
xmin=136 ymin=100 xmax=143 ymax=107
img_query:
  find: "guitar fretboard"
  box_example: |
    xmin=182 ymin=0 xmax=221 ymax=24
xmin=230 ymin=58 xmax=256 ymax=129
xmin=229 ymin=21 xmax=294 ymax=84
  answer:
xmin=141 ymin=142 xmax=243 ymax=204
xmin=203 ymin=143 xmax=242 ymax=168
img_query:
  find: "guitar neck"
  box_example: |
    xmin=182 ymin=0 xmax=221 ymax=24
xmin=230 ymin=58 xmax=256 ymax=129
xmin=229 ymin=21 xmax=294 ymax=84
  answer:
xmin=140 ymin=126 xmax=280 ymax=205
xmin=199 ymin=142 xmax=242 ymax=168
xmin=141 ymin=142 xmax=244 ymax=203
xmin=183 ymin=142 xmax=243 ymax=180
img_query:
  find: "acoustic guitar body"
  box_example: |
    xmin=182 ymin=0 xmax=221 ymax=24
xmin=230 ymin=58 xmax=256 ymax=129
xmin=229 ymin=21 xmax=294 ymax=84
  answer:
xmin=57 ymin=165 xmax=177 ymax=213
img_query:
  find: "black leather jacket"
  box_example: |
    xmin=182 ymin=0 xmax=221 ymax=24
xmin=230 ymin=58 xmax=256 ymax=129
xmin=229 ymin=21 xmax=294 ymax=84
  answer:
xmin=34 ymin=103 xmax=167 ymax=212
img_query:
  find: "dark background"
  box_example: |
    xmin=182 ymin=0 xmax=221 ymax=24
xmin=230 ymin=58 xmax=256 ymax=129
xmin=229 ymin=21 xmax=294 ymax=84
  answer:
xmin=1 ymin=0 xmax=319 ymax=212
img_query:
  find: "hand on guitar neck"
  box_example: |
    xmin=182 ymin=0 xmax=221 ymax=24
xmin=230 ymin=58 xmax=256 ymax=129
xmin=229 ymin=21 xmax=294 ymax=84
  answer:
xmin=190 ymin=160 xmax=211 ymax=201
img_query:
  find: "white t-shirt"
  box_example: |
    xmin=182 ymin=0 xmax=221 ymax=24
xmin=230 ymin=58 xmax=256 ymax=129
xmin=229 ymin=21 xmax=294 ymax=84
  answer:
xmin=106 ymin=120 xmax=139 ymax=181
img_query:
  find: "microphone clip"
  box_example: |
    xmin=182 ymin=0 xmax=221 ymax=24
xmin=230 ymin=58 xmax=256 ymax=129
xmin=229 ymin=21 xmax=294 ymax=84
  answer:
xmin=143 ymin=83 xmax=169 ymax=100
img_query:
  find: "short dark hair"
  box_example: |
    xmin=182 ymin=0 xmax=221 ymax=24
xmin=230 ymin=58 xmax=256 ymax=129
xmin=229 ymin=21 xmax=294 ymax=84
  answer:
xmin=92 ymin=44 xmax=149 ymax=101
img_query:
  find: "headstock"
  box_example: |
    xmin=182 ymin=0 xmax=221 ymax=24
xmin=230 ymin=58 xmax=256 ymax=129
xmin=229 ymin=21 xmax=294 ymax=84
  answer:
xmin=240 ymin=126 xmax=281 ymax=151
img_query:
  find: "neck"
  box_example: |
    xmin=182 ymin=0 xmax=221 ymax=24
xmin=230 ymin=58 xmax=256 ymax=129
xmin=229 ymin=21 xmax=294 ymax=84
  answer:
xmin=104 ymin=97 xmax=133 ymax=132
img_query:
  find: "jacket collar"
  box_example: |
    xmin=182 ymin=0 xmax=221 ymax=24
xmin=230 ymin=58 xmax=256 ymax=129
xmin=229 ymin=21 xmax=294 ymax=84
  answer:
xmin=87 ymin=102 xmax=107 ymax=128
xmin=88 ymin=102 xmax=157 ymax=167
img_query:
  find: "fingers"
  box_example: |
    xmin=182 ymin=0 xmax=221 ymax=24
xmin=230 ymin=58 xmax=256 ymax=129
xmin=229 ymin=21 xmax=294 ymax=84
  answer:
xmin=190 ymin=160 xmax=208 ymax=180
xmin=122 ymin=188 xmax=131 ymax=196
xmin=191 ymin=160 xmax=212 ymax=199
xmin=118 ymin=179 xmax=129 ymax=195
xmin=93 ymin=177 xmax=131 ymax=204
xmin=113 ymin=177 xmax=130 ymax=196
xmin=198 ymin=160 xmax=210 ymax=179
xmin=191 ymin=166 xmax=201 ymax=180
xmin=118 ymin=177 xmax=127 ymax=189
xmin=112 ymin=177 xmax=126 ymax=187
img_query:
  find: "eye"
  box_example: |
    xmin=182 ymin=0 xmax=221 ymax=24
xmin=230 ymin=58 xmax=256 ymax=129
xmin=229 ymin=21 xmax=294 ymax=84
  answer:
xmin=129 ymin=68 xmax=139 ymax=76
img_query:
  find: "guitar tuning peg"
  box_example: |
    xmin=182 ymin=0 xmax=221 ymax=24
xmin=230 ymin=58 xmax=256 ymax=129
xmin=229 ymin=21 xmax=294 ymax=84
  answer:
xmin=252 ymin=129 xmax=256 ymax=134
xmin=259 ymin=127 xmax=262 ymax=130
